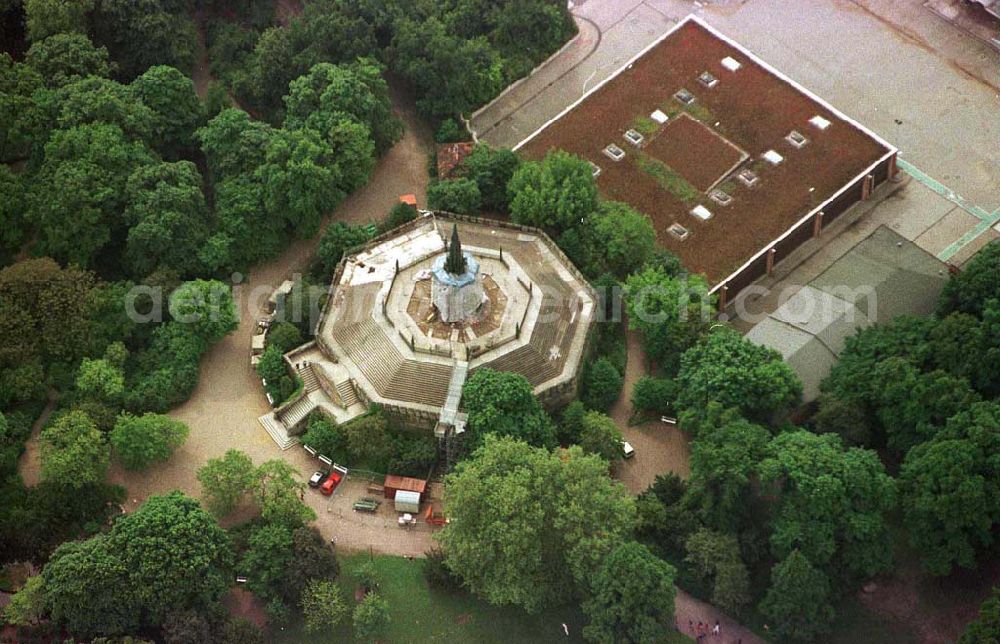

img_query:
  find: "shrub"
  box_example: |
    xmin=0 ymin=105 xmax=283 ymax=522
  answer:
xmin=631 ymin=376 xmax=677 ymax=415
xmin=423 ymin=548 xmax=462 ymax=592
xmin=426 ymin=178 xmax=481 ymax=214
xmin=382 ymin=202 xmax=418 ymax=232
xmin=352 ymin=592 xmax=390 ymax=640
xmin=266 ymin=321 xmax=302 ymax=353
xmin=434 ymin=118 xmax=465 ymax=143
xmin=581 ymin=357 xmax=623 ymax=412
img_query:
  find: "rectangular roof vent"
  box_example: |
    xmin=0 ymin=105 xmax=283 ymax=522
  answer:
xmin=698 ymin=71 xmax=719 ymax=88
xmin=738 ymin=168 xmax=759 ymax=187
xmin=690 ymin=205 xmax=713 ymax=221
xmin=668 ymin=223 xmax=690 ymax=240
xmin=603 ymin=144 xmax=625 ymax=161
xmin=763 ymin=149 xmax=784 ymax=165
xmin=809 ymin=115 xmax=831 ymax=130
xmin=710 ymin=189 xmax=733 ymax=206
xmin=721 ymin=56 xmax=742 ymax=72
xmin=674 ymin=88 xmax=696 ymax=105
xmin=588 ymin=161 xmax=601 ymax=178
xmin=624 ymin=129 xmax=645 ymax=146
xmin=786 ymin=130 xmax=808 ymax=148
xmin=650 ymin=109 xmax=668 ymax=124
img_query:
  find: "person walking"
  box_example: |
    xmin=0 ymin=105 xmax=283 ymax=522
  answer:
xmin=713 ymin=620 xmax=720 ymax=636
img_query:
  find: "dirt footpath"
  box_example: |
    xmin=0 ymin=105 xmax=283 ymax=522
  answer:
xmin=611 ymin=323 xmax=690 ymax=494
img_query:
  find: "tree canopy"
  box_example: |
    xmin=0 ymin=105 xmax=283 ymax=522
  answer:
xmin=582 ymin=541 xmax=677 ymax=644
xmin=461 ymin=368 xmax=557 ymax=449
xmin=508 ymin=149 xmax=598 ymax=234
xmin=438 ymin=436 xmax=634 ymax=612
xmin=676 ymin=328 xmax=802 ymax=426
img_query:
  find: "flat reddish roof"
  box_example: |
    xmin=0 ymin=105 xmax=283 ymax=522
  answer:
xmin=384 ymin=475 xmax=427 ymax=494
xmin=516 ymin=17 xmax=893 ymax=285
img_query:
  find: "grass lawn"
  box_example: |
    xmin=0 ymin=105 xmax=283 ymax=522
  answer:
xmin=275 ymin=554 xmax=692 ymax=643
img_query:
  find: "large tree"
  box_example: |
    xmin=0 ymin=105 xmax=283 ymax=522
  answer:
xmin=43 ymin=492 xmax=233 ymax=635
xmin=129 ymin=65 xmax=204 ymax=159
xmin=24 ymin=33 xmax=113 ymax=88
xmin=39 ymin=410 xmax=108 ymax=487
xmin=938 ymin=240 xmax=1000 ymax=318
xmin=438 ymin=436 xmax=634 ymax=612
xmin=508 ymin=149 xmax=597 ymax=234
xmin=590 ymin=201 xmax=657 ymax=278
xmin=123 ymin=161 xmax=212 ymax=277
xmin=110 ymin=413 xmax=189 ymax=470
xmin=27 ymin=123 xmax=153 ymax=266
xmin=676 ymin=328 xmax=802 ymax=426
xmin=197 ymin=449 xmax=257 ymax=516
xmin=461 ymin=368 xmax=557 ymax=449
xmin=760 ymin=431 xmax=896 ymax=584
xmin=283 ymin=59 xmax=400 ymax=155
xmin=758 ymin=550 xmax=835 ymax=642
xmin=582 ymin=541 xmax=677 ymax=644
xmin=578 ymin=410 xmax=624 ymax=464
xmin=390 ymin=16 xmax=504 ymax=119
xmin=625 ymin=265 xmax=713 ymax=375
xmin=900 ymin=401 xmax=1000 ymax=576
xmin=685 ymin=407 xmax=771 ymax=533
xmin=24 ymin=0 xmax=92 ymax=42
xmin=91 ymin=0 xmax=198 ymax=79
xmin=460 ymin=144 xmax=520 ymax=212
xmin=0 ymin=257 xmax=95 ymax=371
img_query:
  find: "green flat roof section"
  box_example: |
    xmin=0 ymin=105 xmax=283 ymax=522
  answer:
xmin=748 ymin=226 xmax=947 ymax=401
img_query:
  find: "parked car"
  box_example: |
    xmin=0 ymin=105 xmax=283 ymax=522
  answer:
xmin=320 ymin=470 xmax=343 ymax=496
xmin=308 ymin=470 xmax=329 ymax=488
xmin=622 ymin=441 xmax=635 ymax=459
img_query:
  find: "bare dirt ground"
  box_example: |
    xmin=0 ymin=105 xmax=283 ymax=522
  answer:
xmin=18 ymin=82 xmax=436 ymax=557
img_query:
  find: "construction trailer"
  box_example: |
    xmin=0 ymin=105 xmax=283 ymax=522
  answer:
xmin=394 ymin=490 xmax=421 ymax=513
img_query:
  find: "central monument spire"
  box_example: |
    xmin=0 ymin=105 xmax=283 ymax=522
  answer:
xmin=444 ymin=223 xmax=467 ymax=275
xmin=431 ymin=221 xmax=485 ymax=324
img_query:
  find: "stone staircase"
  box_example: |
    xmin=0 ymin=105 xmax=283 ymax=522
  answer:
xmin=259 ymin=413 xmax=298 ymax=450
xmin=298 ymin=365 xmax=319 ymax=392
xmin=335 ymin=379 xmax=359 ymax=408
xmin=278 ymin=394 xmax=317 ymax=430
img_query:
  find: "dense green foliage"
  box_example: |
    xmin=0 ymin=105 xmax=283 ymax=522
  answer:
xmin=959 ymin=586 xmax=1000 ymax=644
xmin=461 ymin=368 xmax=557 ymax=449
xmin=110 ymin=412 xmax=189 ymax=470
xmin=509 ymin=149 xmax=597 ymax=235
xmin=439 ymin=436 xmax=634 ymax=613
xmin=582 ymin=541 xmax=677 ymax=644
xmin=625 ymin=265 xmax=713 ymax=375
xmin=42 ymin=492 xmax=234 ymax=635
xmin=427 ymin=177 xmax=481 ymax=214
xmin=676 ymin=329 xmax=802 ymax=427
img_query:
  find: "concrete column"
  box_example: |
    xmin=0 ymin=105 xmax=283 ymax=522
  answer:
xmin=766 ymin=247 xmax=776 ymax=275
xmin=719 ymin=284 xmax=729 ymax=310
xmin=888 ymin=153 xmax=898 ymax=181
xmin=813 ymin=210 xmax=824 ymax=237
xmin=862 ymin=173 xmax=874 ymax=200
